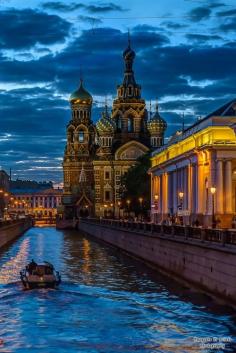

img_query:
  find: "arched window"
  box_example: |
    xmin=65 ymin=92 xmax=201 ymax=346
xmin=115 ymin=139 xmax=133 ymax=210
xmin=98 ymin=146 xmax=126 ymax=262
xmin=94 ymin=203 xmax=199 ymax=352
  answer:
xmin=78 ymin=131 xmax=84 ymax=143
xmin=128 ymin=117 xmax=133 ymax=132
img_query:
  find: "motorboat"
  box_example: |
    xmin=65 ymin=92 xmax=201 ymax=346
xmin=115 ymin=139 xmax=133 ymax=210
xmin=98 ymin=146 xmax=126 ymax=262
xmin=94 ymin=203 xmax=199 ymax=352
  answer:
xmin=20 ymin=261 xmax=61 ymax=289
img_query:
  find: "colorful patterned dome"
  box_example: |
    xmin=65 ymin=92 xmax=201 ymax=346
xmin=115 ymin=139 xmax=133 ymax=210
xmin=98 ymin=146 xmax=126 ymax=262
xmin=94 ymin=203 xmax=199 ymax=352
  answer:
xmin=96 ymin=109 xmax=116 ymax=134
xmin=147 ymin=103 xmax=167 ymax=134
xmin=69 ymin=79 xmax=93 ymax=105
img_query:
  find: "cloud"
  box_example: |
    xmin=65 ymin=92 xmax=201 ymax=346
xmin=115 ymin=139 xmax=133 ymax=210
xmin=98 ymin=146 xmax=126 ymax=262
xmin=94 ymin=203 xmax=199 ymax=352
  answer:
xmin=218 ymin=18 xmax=236 ymax=32
xmin=42 ymin=1 xmax=84 ymax=11
xmin=162 ymin=21 xmax=187 ymax=30
xmin=216 ymin=8 xmax=236 ymax=16
xmin=0 ymin=9 xmax=71 ymax=49
xmin=188 ymin=6 xmax=212 ymax=21
xmin=42 ymin=1 xmax=127 ymax=13
xmin=86 ymin=3 xmax=127 ymax=13
xmin=0 ymin=15 xmax=236 ymax=181
xmin=186 ymin=33 xmax=223 ymax=43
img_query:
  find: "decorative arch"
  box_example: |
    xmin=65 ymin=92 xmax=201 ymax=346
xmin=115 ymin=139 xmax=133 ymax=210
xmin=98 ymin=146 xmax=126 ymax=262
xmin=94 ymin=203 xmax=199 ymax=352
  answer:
xmin=67 ymin=125 xmax=75 ymax=143
xmin=123 ymin=108 xmax=139 ymax=119
xmin=75 ymin=124 xmax=88 ymax=143
xmin=115 ymin=140 xmax=149 ymax=161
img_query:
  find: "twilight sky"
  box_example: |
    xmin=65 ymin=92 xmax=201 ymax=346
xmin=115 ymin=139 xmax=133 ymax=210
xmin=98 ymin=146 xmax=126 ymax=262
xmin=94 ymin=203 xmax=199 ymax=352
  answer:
xmin=0 ymin=0 xmax=235 ymax=183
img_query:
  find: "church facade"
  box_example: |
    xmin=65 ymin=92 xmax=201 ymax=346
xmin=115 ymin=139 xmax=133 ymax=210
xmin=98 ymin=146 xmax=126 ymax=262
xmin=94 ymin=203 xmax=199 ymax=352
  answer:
xmin=62 ymin=41 xmax=167 ymax=218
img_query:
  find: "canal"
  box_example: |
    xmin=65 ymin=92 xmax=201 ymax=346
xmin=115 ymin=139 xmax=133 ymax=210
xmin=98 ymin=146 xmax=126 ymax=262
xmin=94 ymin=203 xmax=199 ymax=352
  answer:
xmin=0 ymin=227 xmax=235 ymax=353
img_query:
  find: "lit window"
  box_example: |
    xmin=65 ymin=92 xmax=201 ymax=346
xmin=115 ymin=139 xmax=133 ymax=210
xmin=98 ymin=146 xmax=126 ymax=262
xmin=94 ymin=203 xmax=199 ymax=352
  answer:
xmin=79 ymin=131 xmax=84 ymax=142
xmin=128 ymin=118 xmax=133 ymax=132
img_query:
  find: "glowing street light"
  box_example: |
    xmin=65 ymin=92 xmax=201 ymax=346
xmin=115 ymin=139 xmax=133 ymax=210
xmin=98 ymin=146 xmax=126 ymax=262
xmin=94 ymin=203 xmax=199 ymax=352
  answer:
xmin=210 ymin=186 xmax=216 ymax=228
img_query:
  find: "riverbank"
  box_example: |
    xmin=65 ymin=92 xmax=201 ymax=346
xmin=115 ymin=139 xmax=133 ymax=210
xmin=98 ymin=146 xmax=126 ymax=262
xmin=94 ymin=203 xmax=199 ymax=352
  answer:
xmin=0 ymin=218 xmax=33 ymax=249
xmin=79 ymin=218 xmax=236 ymax=307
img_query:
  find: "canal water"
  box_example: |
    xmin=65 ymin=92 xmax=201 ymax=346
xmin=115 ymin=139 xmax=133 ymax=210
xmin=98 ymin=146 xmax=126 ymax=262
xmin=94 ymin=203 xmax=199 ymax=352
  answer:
xmin=0 ymin=227 xmax=235 ymax=353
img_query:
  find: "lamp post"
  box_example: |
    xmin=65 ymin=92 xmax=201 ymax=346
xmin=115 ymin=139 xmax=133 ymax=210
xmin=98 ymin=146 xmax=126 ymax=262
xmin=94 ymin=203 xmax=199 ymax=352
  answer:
xmin=178 ymin=191 xmax=184 ymax=225
xmin=210 ymin=186 xmax=216 ymax=228
xmin=104 ymin=204 xmax=108 ymax=218
xmin=126 ymin=199 xmax=131 ymax=218
xmin=117 ymin=201 xmax=121 ymax=219
xmin=138 ymin=197 xmax=143 ymax=221
xmin=153 ymin=194 xmax=159 ymax=223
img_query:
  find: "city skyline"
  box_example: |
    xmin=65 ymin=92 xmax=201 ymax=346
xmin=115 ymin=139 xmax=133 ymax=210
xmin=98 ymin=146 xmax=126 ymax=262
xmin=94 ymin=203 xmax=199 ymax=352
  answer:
xmin=0 ymin=0 xmax=235 ymax=181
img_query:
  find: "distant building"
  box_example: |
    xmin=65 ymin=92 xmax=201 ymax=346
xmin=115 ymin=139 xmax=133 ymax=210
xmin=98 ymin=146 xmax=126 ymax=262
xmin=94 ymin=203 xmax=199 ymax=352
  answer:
xmin=0 ymin=170 xmax=10 ymax=218
xmin=150 ymin=99 xmax=236 ymax=228
xmin=9 ymin=188 xmax=62 ymax=219
xmin=62 ymin=40 xmax=167 ymax=219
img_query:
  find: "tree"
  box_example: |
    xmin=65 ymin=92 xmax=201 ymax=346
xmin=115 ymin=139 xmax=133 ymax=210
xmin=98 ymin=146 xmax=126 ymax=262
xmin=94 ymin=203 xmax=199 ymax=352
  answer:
xmin=121 ymin=152 xmax=151 ymax=217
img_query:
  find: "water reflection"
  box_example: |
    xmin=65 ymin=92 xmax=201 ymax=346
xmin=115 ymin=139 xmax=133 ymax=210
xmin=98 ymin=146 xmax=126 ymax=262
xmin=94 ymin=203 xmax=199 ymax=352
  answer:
xmin=0 ymin=227 xmax=235 ymax=353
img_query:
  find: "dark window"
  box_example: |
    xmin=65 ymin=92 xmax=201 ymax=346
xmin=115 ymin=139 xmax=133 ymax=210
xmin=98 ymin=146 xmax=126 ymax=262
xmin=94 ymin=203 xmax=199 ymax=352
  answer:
xmin=105 ymin=191 xmax=111 ymax=201
xmin=105 ymin=171 xmax=110 ymax=180
xmin=128 ymin=117 xmax=133 ymax=132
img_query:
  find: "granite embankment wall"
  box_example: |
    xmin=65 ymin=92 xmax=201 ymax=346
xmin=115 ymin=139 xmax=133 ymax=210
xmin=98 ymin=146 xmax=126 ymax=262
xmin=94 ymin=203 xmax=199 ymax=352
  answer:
xmin=79 ymin=219 xmax=236 ymax=306
xmin=0 ymin=218 xmax=32 ymax=249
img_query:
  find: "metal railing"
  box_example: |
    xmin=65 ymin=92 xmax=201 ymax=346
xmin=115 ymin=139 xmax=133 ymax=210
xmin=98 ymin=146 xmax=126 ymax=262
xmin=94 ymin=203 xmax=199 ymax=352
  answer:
xmin=80 ymin=218 xmax=236 ymax=247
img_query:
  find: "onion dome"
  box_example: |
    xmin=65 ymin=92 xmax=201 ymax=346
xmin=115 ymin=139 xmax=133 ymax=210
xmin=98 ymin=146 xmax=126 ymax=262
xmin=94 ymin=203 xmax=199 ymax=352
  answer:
xmin=69 ymin=79 xmax=93 ymax=105
xmin=123 ymin=43 xmax=135 ymax=61
xmin=96 ymin=107 xmax=116 ymax=134
xmin=147 ymin=103 xmax=167 ymax=134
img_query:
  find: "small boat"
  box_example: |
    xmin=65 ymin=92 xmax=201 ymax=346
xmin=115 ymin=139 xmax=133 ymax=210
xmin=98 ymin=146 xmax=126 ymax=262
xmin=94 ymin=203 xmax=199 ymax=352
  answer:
xmin=20 ymin=260 xmax=61 ymax=289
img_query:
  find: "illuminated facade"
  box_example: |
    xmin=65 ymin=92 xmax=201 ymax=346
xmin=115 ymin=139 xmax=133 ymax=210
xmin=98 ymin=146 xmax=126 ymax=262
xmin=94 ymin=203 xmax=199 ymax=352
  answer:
xmin=62 ymin=40 xmax=167 ymax=218
xmin=9 ymin=188 xmax=62 ymax=219
xmin=150 ymin=99 xmax=236 ymax=228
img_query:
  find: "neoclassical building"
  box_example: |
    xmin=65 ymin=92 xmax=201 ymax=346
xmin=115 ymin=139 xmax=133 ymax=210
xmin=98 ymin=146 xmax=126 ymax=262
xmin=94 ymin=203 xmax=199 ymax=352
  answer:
xmin=150 ymin=99 xmax=236 ymax=228
xmin=62 ymin=40 xmax=167 ymax=218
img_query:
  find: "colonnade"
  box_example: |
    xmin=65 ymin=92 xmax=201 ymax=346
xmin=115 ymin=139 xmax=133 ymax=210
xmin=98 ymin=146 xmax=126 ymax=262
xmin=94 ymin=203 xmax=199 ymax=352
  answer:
xmin=151 ymin=157 xmax=233 ymax=225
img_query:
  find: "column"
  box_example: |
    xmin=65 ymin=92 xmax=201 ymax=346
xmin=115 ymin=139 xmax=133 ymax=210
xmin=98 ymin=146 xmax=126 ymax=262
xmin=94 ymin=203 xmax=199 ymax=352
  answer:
xmin=188 ymin=164 xmax=192 ymax=213
xmin=173 ymin=170 xmax=177 ymax=213
xmin=165 ymin=173 xmax=169 ymax=214
xmin=168 ymin=173 xmax=173 ymax=214
xmin=197 ymin=162 xmax=204 ymax=214
xmin=216 ymin=159 xmax=223 ymax=214
xmin=225 ymin=160 xmax=232 ymax=214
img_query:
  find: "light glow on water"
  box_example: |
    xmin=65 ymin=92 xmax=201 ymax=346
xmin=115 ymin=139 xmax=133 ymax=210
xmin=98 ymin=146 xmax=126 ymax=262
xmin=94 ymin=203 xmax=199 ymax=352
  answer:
xmin=0 ymin=227 xmax=235 ymax=353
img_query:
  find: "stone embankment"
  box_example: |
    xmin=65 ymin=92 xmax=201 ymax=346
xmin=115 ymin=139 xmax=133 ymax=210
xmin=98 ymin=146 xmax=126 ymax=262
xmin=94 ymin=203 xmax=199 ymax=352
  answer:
xmin=0 ymin=218 xmax=32 ymax=249
xmin=79 ymin=218 xmax=236 ymax=306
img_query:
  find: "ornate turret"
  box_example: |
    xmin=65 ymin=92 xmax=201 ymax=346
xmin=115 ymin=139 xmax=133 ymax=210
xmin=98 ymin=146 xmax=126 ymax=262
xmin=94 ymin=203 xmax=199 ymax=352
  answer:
xmin=147 ymin=102 xmax=167 ymax=147
xmin=116 ymin=35 xmax=141 ymax=100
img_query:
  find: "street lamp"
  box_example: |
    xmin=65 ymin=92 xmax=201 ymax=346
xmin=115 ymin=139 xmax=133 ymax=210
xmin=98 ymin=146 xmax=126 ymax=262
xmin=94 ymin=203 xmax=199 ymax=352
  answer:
xmin=126 ymin=199 xmax=131 ymax=218
xmin=178 ymin=192 xmax=184 ymax=225
xmin=210 ymin=186 xmax=216 ymax=228
xmin=117 ymin=201 xmax=121 ymax=219
xmin=138 ymin=197 xmax=143 ymax=221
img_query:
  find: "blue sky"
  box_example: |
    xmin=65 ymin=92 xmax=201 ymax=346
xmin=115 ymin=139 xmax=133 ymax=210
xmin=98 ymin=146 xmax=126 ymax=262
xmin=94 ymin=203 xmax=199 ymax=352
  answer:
xmin=0 ymin=0 xmax=235 ymax=182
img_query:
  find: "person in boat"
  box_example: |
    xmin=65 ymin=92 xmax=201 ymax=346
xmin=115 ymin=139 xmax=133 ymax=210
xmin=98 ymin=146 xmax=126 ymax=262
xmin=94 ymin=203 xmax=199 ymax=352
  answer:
xmin=27 ymin=259 xmax=37 ymax=274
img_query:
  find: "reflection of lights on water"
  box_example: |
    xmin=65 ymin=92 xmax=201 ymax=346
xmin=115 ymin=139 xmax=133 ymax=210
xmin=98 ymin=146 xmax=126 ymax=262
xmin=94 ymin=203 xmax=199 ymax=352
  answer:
xmin=82 ymin=239 xmax=91 ymax=281
xmin=0 ymin=239 xmax=29 ymax=284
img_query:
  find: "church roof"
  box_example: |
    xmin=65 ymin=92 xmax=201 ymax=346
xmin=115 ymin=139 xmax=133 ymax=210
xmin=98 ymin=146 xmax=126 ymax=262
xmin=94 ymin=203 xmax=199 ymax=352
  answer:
xmin=147 ymin=103 xmax=167 ymax=134
xmin=96 ymin=108 xmax=116 ymax=134
xmin=69 ymin=80 xmax=93 ymax=104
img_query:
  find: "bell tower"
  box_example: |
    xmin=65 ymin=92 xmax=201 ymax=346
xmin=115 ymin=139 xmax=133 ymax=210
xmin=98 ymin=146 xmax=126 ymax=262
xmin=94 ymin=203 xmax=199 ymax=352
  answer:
xmin=112 ymin=36 xmax=148 ymax=146
xmin=62 ymin=79 xmax=96 ymax=218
